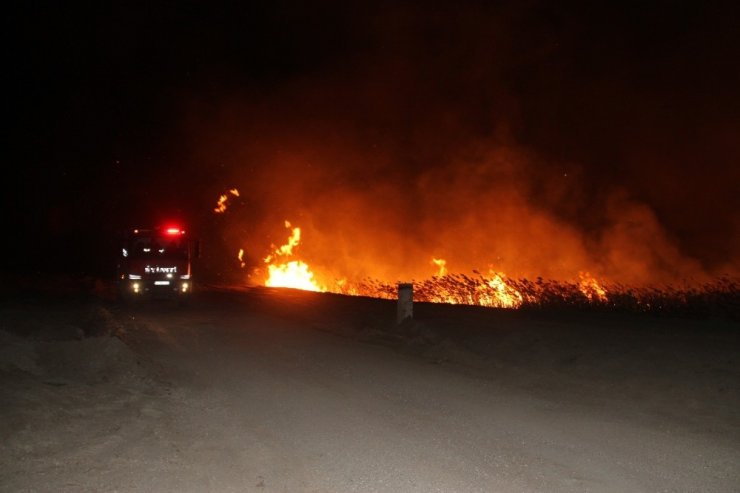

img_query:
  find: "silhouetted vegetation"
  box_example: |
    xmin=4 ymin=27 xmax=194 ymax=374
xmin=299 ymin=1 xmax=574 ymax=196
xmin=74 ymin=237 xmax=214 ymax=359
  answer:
xmin=335 ymin=275 xmax=739 ymax=320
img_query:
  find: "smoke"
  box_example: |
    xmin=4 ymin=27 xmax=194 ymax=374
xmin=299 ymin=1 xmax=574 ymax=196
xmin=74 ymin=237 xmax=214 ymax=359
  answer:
xmin=177 ymin=1 xmax=737 ymax=287
xmin=194 ymin=115 xmax=720 ymax=287
xmin=597 ymin=193 xmax=709 ymax=286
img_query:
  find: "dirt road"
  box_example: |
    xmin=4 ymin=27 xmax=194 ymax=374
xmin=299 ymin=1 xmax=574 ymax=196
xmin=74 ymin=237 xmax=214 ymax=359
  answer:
xmin=1 ymin=287 xmax=738 ymax=492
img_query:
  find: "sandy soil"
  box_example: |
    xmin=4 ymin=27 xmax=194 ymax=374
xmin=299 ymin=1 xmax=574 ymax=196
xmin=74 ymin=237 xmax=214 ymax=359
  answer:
xmin=0 ymin=280 xmax=738 ymax=492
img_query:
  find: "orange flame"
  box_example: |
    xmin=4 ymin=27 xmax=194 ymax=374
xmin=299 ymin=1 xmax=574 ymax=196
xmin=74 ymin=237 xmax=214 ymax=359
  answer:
xmin=479 ymin=271 xmax=524 ymax=308
xmin=214 ymin=188 xmax=240 ymax=213
xmin=266 ymin=261 xmax=324 ymax=292
xmin=432 ymin=257 xmax=448 ymax=277
xmin=263 ymin=221 xmax=324 ymax=292
xmin=579 ymin=271 xmax=608 ymax=302
xmin=245 ymin=219 xmax=614 ymax=309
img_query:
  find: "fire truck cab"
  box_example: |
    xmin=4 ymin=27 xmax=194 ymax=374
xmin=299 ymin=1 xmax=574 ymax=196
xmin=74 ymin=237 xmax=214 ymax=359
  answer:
xmin=117 ymin=226 xmax=198 ymax=300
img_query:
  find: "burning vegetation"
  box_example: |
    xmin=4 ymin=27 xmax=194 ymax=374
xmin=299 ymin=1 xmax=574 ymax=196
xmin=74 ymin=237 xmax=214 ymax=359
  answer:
xmin=263 ymin=221 xmax=324 ymax=292
xmin=212 ymin=188 xmax=737 ymax=318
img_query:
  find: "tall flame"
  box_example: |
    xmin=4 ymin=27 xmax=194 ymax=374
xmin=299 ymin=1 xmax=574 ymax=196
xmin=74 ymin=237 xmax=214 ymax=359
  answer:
xmin=263 ymin=221 xmax=324 ymax=292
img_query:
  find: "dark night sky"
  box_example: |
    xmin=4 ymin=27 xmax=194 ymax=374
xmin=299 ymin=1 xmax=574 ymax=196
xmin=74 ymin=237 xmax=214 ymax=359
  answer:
xmin=4 ymin=1 xmax=739 ymax=280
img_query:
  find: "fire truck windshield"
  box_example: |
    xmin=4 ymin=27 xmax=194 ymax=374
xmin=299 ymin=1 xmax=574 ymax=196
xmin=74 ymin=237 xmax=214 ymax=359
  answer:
xmin=129 ymin=236 xmax=188 ymax=260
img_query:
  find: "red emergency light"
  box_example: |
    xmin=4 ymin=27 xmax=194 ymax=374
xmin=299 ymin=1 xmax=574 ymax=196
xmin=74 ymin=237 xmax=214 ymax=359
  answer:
xmin=165 ymin=227 xmax=185 ymax=235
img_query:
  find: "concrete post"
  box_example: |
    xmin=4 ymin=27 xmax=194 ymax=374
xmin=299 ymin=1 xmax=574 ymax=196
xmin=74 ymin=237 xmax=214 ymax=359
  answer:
xmin=397 ymin=283 xmax=413 ymax=324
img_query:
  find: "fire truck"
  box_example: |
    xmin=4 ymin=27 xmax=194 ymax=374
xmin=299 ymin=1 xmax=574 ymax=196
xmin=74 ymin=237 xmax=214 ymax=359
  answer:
xmin=117 ymin=226 xmax=199 ymax=299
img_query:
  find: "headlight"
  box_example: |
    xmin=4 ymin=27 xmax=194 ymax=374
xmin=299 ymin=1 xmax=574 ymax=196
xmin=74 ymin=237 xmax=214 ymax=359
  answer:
xmin=181 ymin=282 xmax=189 ymax=292
xmin=132 ymin=282 xmax=140 ymax=293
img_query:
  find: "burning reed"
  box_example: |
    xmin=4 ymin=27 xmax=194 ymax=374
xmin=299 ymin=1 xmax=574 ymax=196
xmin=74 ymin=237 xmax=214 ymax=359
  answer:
xmin=333 ymin=274 xmax=739 ymax=320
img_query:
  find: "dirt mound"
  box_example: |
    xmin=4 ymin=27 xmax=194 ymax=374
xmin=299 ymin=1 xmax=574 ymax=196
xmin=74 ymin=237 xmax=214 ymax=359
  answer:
xmin=0 ymin=330 xmax=42 ymax=376
xmin=38 ymin=335 xmax=147 ymax=384
xmin=1 ymin=330 xmax=149 ymax=387
xmin=0 ymin=299 xmax=126 ymax=340
xmin=0 ymin=297 xmax=147 ymax=386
